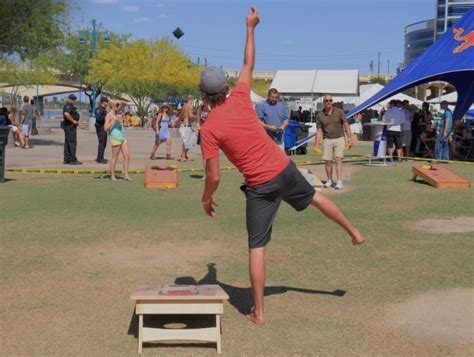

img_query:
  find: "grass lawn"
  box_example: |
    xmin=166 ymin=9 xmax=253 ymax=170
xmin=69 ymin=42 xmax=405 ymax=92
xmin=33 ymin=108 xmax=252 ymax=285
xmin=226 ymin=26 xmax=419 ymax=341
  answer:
xmin=1 ymin=156 xmax=473 ymax=356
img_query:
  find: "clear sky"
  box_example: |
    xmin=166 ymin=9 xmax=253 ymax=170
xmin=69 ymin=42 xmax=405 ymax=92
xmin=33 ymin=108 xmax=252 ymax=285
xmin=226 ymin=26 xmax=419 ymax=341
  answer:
xmin=72 ymin=0 xmax=436 ymax=73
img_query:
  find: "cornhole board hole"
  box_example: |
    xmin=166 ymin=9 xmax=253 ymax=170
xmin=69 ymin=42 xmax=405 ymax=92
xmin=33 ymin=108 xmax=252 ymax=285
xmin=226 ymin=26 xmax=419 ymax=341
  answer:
xmin=144 ymin=166 xmax=178 ymax=189
xmin=411 ymin=166 xmax=471 ymax=189
xmin=130 ymin=284 xmax=229 ymax=354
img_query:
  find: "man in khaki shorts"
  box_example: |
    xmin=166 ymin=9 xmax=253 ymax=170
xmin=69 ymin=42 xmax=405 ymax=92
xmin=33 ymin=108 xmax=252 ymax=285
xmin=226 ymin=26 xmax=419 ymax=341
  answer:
xmin=315 ymin=95 xmax=352 ymax=190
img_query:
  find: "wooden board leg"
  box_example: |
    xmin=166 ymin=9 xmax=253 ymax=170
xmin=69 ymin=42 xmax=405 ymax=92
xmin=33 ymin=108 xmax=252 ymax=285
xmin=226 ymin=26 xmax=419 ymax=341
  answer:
xmin=216 ymin=315 xmax=222 ymax=354
xmin=138 ymin=314 xmax=143 ymax=354
xmin=411 ymin=173 xmax=417 ymax=181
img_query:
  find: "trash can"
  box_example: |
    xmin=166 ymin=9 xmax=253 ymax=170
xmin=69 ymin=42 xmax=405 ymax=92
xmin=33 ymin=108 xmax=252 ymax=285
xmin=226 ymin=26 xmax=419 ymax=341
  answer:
xmin=295 ymin=123 xmax=310 ymax=155
xmin=0 ymin=127 xmax=10 ymax=182
xmin=284 ymin=120 xmax=298 ymax=153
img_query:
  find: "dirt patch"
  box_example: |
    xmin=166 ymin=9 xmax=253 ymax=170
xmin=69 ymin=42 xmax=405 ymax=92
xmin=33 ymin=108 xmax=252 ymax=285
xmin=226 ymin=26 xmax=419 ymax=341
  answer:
xmin=412 ymin=217 xmax=474 ymax=234
xmin=388 ymin=288 xmax=474 ymax=345
xmin=75 ymin=239 xmax=230 ymax=269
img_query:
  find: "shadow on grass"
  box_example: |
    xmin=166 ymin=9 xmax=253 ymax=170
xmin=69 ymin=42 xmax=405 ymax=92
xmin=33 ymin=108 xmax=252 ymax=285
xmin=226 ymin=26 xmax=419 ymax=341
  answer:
xmin=190 ymin=174 xmax=204 ymax=179
xmin=187 ymin=263 xmax=346 ymax=315
xmin=128 ymin=263 xmax=346 ymax=349
xmin=0 ymin=178 xmax=16 ymax=183
xmin=411 ymin=178 xmax=433 ymax=187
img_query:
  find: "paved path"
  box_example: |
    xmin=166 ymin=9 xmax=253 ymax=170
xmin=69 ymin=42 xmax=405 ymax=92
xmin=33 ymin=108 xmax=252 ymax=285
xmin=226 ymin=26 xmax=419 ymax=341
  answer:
xmin=5 ymin=127 xmax=204 ymax=170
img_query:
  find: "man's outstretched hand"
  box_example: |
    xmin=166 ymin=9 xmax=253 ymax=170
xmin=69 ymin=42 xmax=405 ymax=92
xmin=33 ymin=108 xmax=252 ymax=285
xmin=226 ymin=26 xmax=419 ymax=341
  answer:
xmin=246 ymin=6 xmax=260 ymax=28
xmin=202 ymin=198 xmax=219 ymax=218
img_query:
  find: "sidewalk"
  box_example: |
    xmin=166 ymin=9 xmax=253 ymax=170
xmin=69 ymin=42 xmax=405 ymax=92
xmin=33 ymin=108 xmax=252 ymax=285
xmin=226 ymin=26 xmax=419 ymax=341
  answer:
xmin=5 ymin=128 xmax=204 ymax=170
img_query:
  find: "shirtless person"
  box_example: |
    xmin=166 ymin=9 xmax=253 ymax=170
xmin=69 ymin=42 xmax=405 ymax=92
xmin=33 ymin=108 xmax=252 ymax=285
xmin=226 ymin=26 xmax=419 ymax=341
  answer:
xmin=199 ymin=7 xmax=365 ymax=327
xmin=178 ymin=95 xmax=197 ymax=161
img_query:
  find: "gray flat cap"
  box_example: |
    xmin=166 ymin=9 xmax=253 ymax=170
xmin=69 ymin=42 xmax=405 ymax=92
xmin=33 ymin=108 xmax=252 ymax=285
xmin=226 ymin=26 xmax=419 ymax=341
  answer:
xmin=200 ymin=67 xmax=227 ymax=95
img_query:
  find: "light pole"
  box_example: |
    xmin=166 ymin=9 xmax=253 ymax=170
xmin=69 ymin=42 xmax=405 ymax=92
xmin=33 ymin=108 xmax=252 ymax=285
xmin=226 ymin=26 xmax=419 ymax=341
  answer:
xmin=79 ymin=19 xmax=109 ymax=125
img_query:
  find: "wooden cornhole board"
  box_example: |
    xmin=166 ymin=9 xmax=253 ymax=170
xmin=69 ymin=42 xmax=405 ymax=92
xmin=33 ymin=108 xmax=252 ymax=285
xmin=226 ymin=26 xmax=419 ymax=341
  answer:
xmin=130 ymin=284 xmax=229 ymax=354
xmin=144 ymin=166 xmax=178 ymax=189
xmin=411 ymin=166 xmax=471 ymax=189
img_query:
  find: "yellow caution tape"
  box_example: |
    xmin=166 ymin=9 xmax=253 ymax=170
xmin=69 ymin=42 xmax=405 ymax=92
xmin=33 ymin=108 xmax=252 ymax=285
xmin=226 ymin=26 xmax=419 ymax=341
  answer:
xmin=5 ymin=155 xmax=472 ymax=175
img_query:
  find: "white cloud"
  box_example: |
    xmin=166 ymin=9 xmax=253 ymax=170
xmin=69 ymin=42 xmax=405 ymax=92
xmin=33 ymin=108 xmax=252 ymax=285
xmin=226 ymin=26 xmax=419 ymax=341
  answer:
xmin=120 ymin=5 xmax=139 ymax=12
xmin=91 ymin=0 xmax=119 ymax=4
xmin=158 ymin=13 xmax=168 ymax=19
xmin=134 ymin=17 xmax=151 ymax=23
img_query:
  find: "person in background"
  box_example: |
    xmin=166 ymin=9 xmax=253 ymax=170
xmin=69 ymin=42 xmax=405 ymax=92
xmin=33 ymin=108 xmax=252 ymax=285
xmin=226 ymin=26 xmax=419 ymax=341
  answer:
xmin=20 ymin=96 xmax=33 ymax=149
xmin=255 ymin=88 xmax=288 ymax=150
xmin=435 ymin=100 xmax=453 ymax=160
xmin=94 ymin=96 xmax=109 ymax=164
xmin=401 ymin=100 xmax=413 ymax=156
xmin=197 ymin=102 xmax=211 ymax=179
xmin=169 ymin=109 xmax=178 ymax=128
xmin=0 ymin=107 xmax=7 ymax=126
xmin=6 ymin=108 xmax=25 ymax=147
xmin=384 ymin=100 xmax=404 ymax=160
xmin=104 ymin=100 xmax=132 ymax=181
xmin=178 ymin=95 xmax=197 ymax=162
xmin=30 ymin=99 xmax=40 ymax=135
xmin=196 ymin=102 xmax=211 ymax=144
xmin=315 ymin=95 xmax=352 ymax=190
xmin=62 ymin=94 xmax=82 ymax=165
xmin=150 ymin=104 xmax=173 ymax=160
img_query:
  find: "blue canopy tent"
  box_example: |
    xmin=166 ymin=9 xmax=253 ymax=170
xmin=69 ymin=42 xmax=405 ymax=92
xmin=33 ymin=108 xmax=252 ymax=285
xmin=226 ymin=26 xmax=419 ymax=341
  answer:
xmin=291 ymin=8 xmax=474 ymax=150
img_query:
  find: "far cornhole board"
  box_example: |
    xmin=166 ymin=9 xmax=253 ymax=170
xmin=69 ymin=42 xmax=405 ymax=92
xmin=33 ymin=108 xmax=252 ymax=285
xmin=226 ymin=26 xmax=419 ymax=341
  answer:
xmin=130 ymin=284 xmax=229 ymax=354
xmin=144 ymin=166 xmax=178 ymax=189
xmin=411 ymin=166 xmax=471 ymax=189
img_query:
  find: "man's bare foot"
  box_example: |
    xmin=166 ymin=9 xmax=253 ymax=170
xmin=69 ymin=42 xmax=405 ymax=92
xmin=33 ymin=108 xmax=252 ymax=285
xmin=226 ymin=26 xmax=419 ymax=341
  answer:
xmin=245 ymin=308 xmax=265 ymax=326
xmin=351 ymin=229 xmax=365 ymax=245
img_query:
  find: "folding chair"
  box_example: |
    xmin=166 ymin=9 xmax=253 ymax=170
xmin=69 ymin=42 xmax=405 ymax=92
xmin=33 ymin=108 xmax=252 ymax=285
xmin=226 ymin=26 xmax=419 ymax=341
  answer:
xmin=457 ymin=139 xmax=474 ymax=161
xmin=415 ymin=133 xmax=435 ymax=158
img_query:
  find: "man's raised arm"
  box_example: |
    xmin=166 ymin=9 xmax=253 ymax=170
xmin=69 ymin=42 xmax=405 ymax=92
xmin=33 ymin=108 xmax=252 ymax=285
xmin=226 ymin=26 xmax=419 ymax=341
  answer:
xmin=237 ymin=7 xmax=260 ymax=86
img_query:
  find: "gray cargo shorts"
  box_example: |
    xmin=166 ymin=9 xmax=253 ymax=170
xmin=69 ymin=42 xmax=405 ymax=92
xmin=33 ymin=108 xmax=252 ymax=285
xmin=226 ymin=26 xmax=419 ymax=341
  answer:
xmin=240 ymin=160 xmax=315 ymax=249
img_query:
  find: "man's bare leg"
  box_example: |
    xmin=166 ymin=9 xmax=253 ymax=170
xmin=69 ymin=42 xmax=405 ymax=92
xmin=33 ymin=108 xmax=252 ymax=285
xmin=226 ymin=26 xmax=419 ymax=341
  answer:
xmin=179 ymin=144 xmax=186 ymax=161
xmin=335 ymin=157 xmax=343 ymax=182
xmin=324 ymin=160 xmax=333 ymax=182
xmin=311 ymin=191 xmax=365 ymax=245
xmin=246 ymin=246 xmax=265 ymax=326
xmin=397 ymin=148 xmax=403 ymax=161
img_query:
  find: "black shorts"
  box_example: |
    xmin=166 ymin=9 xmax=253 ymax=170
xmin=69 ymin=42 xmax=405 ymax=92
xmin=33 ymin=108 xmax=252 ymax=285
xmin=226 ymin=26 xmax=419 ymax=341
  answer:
xmin=387 ymin=131 xmax=402 ymax=150
xmin=241 ymin=160 xmax=316 ymax=249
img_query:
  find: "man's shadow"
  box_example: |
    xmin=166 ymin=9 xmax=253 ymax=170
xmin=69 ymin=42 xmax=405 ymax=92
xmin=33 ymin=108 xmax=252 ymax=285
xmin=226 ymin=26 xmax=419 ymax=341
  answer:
xmin=177 ymin=263 xmax=346 ymax=315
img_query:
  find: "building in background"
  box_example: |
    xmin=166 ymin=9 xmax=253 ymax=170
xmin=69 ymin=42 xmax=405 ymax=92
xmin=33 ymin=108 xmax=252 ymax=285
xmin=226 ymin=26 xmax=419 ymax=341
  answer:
xmin=404 ymin=19 xmax=435 ymax=67
xmin=404 ymin=0 xmax=474 ymax=68
xmin=435 ymin=0 xmax=474 ymax=39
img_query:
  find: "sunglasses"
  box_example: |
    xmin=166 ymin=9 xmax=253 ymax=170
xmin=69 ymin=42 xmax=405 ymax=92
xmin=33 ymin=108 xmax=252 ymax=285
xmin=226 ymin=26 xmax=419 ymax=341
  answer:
xmin=324 ymin=99 xmax=333 ymax=103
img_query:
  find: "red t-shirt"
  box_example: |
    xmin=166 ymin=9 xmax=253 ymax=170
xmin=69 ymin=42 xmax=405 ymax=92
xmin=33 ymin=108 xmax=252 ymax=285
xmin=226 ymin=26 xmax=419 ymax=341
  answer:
xmin=200 ymin=82 xmax=289 ymax=186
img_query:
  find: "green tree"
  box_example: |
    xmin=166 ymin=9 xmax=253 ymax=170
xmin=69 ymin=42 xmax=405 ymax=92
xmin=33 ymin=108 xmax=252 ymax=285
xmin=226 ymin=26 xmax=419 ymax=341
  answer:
xmin=39 ymin=29 xmax=130 ymax=113
xmin=0 ymin=0 xmax=70 ymax=60
xmin=88 ymin=38 xmax=199 ymax=121
xmin=369 ymin=76 xmax=387 ymax=86
xmin=0 ymin=58 xmax=57 ymax=106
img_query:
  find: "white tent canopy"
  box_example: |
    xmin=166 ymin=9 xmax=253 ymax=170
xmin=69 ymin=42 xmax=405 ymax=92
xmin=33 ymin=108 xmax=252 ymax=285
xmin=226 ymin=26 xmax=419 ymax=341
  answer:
xmin=427 ymin=91 xmax=474 ymax=112
xmin=427 ymin=91 xmax=457 ymax=103
xmin=331 ymin=83 xmax=423 ymax=110
xmin=270 ymin=69 xmax=359 ymax=97
xmin=250 ymin=90 xmax=265 ymax=104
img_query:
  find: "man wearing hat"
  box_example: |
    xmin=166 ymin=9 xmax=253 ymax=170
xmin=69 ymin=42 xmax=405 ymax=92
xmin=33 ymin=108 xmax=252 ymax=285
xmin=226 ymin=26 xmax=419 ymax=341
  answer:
xmin=62 ymin=94 xmax=82 ymax=165
xmin=95 ymin=96 xmax=109 ymax=164
xmin=198 ymin=7 xmax=364 ymax=327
